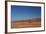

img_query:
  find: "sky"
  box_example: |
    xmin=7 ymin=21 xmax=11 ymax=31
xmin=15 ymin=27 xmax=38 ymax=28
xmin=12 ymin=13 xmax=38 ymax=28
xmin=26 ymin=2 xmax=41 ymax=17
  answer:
xmin=11 ymin=5 xmax=41 ymax=21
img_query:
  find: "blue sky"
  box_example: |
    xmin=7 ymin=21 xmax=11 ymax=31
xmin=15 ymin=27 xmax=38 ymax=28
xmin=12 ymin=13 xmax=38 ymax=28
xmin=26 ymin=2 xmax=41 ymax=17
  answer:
xmin=11 ymin=5 xmax=41 ymax=21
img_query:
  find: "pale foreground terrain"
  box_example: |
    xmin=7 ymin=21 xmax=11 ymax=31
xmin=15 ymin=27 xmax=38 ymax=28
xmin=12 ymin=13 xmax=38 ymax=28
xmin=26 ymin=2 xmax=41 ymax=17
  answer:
xmin=11 ymin=18 xmax=41 ymax=28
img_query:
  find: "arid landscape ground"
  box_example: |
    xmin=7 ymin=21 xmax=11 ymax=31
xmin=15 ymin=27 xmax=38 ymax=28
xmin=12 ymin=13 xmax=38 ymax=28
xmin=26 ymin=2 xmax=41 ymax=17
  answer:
xmin=11 ymin=18 xmax=41 ymax=28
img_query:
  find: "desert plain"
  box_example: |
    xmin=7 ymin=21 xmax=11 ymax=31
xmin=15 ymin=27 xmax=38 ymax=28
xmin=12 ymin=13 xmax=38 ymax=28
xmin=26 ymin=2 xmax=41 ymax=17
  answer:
xmin=11 ymin=18 xmax=41 ymax=28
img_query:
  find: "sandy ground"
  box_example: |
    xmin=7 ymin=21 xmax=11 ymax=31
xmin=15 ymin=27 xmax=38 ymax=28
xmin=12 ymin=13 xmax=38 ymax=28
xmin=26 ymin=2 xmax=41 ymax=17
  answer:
xmin=11 ymin=18 xmax=41 ymax=28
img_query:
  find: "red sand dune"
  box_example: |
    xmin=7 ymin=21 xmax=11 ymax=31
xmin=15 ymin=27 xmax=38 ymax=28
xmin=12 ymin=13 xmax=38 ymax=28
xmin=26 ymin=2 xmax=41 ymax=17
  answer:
xmin=11 ymin=18 xmax=41 ymax=28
